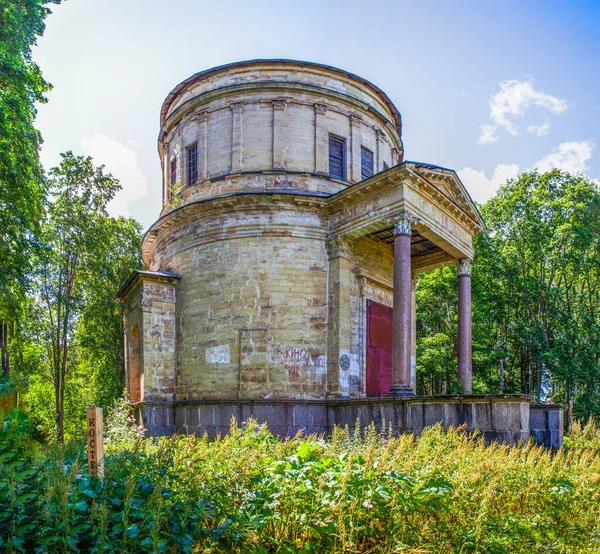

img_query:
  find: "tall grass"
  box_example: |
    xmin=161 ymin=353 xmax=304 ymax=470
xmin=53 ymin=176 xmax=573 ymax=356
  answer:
xmin=1 ymin=409 xmax=600 ymax=553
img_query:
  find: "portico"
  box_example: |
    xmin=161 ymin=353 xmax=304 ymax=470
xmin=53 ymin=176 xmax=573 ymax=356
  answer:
xmin=327 ymin=160 xmax=485 ymax=398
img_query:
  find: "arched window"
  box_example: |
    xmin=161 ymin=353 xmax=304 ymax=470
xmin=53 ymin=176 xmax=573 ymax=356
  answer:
xmin=129 ymin=324 xmax=142 ymax=403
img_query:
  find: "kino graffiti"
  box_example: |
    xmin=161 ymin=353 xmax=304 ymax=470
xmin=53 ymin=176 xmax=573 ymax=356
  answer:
xmin=282 ymin=347 xmax=326 ymax=380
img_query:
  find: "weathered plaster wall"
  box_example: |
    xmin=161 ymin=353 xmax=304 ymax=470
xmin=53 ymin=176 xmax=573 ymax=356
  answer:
xmin=149 ymin=199 xmax=330 ymax=400
xmin=122 ymin=277 xmax=178 ymax=403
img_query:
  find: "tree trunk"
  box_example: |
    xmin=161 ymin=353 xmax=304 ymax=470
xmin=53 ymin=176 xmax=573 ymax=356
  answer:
xmin=498 ymin=357 xmax=505 ymax=394
xmin=566 ymin=383 xmax=573 ymax=435
xmin=0 ymin=321 xmax=8 ymax=378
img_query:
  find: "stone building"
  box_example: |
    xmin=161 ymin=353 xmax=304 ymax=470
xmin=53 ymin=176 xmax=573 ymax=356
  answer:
xmin=116 ymin=60 xmax=563 ymax=447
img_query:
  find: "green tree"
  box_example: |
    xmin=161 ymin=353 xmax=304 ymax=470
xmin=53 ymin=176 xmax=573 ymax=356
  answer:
xmin=36 ymin=152 xmax=121 ymax=442
xmin=76 ymin=216 xmax=142 ymax=410
xmin=0 ymin=0 xmax=60 ymax=372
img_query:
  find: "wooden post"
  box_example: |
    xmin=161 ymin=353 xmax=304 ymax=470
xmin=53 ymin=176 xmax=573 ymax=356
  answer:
xmin=86 ymin=406 xmax=104 ymax=478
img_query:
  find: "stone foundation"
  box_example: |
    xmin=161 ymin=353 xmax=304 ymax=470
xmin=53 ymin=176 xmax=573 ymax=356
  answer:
xmin=529 ymin=404 xmax=564 ymax=449
xmin=137 ymin=395 xmax=563 ymax=447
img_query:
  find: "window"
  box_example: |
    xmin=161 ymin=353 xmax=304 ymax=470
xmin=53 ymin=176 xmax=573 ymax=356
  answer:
xmin=170 ymin=157 xmax=177 ymax=185
xmin=186 ymin=143 xmax=198 ymax=186
xmin=329 ymin=135 xmax=346 ymax=180
xmin=361 ymin=147 xmax=374 ymax=180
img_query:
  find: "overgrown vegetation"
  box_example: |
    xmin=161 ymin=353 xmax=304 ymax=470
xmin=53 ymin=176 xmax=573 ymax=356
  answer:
xmin=1 ymin=408 xmax=600 ymax=553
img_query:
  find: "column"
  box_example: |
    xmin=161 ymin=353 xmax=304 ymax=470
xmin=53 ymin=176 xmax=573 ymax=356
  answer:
xmin=410 ymin=272 xmax=417 ymax=392
xmin=457 ymin=258 xmax=472 ymax=394
xmin=390 ymin=212 xmax=415 ymax=396
xmin=272 ymin=100 xmax=286 ymax=170
xmin=230 ymin=102 xmax=244 ymax=173
xmin=314 ymin=103 xmax=328 ymax=174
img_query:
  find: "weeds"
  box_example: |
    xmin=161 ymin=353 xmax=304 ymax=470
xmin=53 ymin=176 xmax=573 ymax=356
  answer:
xmin=1 ymin=411 xmax=600 ymax=553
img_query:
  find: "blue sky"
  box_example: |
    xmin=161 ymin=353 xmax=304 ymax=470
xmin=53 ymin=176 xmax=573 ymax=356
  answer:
xmin=34 ymin=0 xmax=600 ymax=229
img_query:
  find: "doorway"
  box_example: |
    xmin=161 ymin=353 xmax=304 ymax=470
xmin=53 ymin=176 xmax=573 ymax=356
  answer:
xmin=366 ymin=299 xmax=392 ymax=397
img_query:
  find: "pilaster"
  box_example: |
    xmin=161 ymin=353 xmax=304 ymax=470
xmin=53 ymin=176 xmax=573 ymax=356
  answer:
xmin=314 ymin=103 xmax=328 ymax=175
xmin=326 ymin=236 xmax=353 ymax=397
xmin=272 ymin=100 xmax=287 ymax=170
xmin=230 ymin=102 xmax=244 ymax=173
xmin=349 ymin=114 xmax=362 ymax=182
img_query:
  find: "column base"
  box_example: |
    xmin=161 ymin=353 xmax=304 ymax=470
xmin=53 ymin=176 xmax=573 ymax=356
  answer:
xmin=387 ymin=385 xmax=415 ymax=397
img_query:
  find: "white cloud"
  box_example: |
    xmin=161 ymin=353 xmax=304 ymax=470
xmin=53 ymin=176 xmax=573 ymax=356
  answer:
xmin=81 ymin=135 xmax=148 ymax=219
xmin=479 ymin=79 xmax=567 ymax=143
xmin=478 ymin=124 xmax=498 ymax=145
xmin=527 ymin=121 xmax=551 ymax=137
xmin=458 ymin=164 xmax=520 ymax=204
xmin=534 ymin=140 xmax=595 ymax=173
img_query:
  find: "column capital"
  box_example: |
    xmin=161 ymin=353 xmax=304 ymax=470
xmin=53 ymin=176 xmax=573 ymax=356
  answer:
xmin=458 ymin=258 xmax=472 ymax=277
xmin=272 ymin=99 xmax=287 ymax=111
xmin=374 ymin=127 xmax=386 ymax=141
xmin=230 ymin=102 xmax=244 ymax=112
xmin=393 ymin=211 xmax=418 ymax=236
xmin=326 ymin=236 xmax=352 ymax=260
xmin=350 ymin=113 xmax=363 ymax=126
xmin=314 ymin=103 xmax=328 ymax=115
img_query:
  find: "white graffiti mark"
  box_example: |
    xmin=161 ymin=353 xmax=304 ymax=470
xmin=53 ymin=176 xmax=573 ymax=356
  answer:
xmin=205 ymin=345 xmax=231 ymax=364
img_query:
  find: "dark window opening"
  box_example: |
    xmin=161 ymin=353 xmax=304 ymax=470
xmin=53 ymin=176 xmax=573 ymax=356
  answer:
xmin=186 ymin=144 xmax=198 ymax=186
xmin=329 ymin=135 xmax=346 ymax=180
xmin=170 ymin=157 xmax=177 ymax=185
xmin=361 ymin=147 xmax=374 ymax=180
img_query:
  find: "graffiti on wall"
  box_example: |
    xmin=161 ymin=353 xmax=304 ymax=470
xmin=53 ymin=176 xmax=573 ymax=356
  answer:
xmin=270 ymin=346 xmax=327 ymax=381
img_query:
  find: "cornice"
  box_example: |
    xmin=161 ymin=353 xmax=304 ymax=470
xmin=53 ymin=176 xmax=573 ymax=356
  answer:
xmin=353 ymin=267 xmax=393 ymax=291
xmin=159 ymin=59 xmax=402 ymax=133
xmin=115 ymin=270 xmax=181 ymax=302
xmin=142 ymin=192 xmax=329 ymax=266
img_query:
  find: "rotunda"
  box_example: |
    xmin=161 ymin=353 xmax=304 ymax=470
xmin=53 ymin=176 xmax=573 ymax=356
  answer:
xmin=116 ymin=60 xmax=559 ymax=446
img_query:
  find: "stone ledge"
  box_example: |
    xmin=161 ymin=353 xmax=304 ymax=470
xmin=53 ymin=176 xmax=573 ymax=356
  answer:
xmin=136 ymin=394 xmax=562 ymax=447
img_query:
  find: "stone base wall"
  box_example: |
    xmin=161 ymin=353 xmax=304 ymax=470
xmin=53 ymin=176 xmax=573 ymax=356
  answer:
xmin=138 ymin=395 xmax=563 ymax=447
xmin=529 ymin=404 xmax=564 ymax=449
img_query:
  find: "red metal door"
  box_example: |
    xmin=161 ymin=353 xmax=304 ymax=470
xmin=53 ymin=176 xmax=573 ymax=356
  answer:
xmin=366 ymin=300 xmax=393 ymax=397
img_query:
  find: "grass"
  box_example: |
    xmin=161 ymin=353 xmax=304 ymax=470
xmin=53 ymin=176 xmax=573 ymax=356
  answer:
xmin=1 ymin=409 xmax=600 ymax=553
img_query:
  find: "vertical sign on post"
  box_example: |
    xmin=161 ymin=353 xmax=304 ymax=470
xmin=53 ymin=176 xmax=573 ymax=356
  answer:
xmin=86 ymin=406 xmax=104 ymax=478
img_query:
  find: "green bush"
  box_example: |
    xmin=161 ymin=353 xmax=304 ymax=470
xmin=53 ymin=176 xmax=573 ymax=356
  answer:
xmin=1 ymin=411 xmax=600 ymax=553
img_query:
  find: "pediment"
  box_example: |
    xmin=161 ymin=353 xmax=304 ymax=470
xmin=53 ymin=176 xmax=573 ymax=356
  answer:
xmin=406 ymin=162 xmax=485 ymax=231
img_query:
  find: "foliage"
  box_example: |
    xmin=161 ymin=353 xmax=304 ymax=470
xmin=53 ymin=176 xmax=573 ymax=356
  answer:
xmin=0 ymin=0 xmax=60 ymax=322
xmin=35 ymin=152 xmax=121 ymax=443
xmin=104 ymin=393 xmax=142 ymax=449
xmin=565 ymin=418 xmax=600 ymax=450
xmin=1 ymin=413 xmax=600 ymax=553
xmin=0 ymin=379 xmax=16 ymax=399
xmin=6 ymin=153 xmax=143 ymax=443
